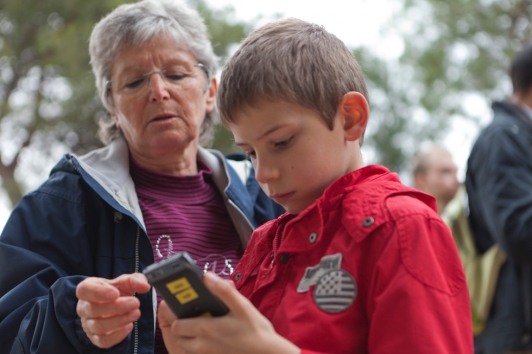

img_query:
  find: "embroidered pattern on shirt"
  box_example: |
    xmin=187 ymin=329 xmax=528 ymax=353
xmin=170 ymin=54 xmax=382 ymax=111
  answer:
xmin=297 ymin=253 xmax=342 ymax=293
xmin=155 ymin=234 xmax=235 ymax=276
xmin=156 ymin=235 xmax=175 ymax=259
xmin=313 ymin=269 xmax=357 ymax=313
xmin=196 ymin=254 xmax=234 ymax=276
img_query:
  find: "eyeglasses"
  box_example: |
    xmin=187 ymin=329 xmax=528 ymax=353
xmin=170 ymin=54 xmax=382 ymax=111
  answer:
xmin=106 ymin=63 xmax=209 ymax=97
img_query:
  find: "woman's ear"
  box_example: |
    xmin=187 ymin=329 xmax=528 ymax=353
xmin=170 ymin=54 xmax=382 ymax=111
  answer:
xmin=337 ymin=91 xmax=369 ymax=142
xmin=205 ymin=77 xmax=218 ymax=113
xmin=110 ymin=112 xmax=120 ymax=128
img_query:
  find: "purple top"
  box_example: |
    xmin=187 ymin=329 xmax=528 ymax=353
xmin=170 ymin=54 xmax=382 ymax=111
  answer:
xmin=130 ymin=158 xmax=242 ymax=353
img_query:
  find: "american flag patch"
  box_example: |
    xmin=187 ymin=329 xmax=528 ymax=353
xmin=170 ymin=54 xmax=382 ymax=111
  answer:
xmin=313 ymin=269 xmax=357 ymax=313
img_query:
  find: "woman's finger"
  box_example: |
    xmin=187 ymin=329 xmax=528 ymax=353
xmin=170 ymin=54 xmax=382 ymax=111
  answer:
xmin=85 ymin=322 xmax=134 ymax=349
xmin=108 ymin=273 xmax=151 ymax=296
xmin=83 ymin=309 xmax=141 ymax=336
xmin=76 ymin=277 xmax=120 ymax=303
xmin=77 ymin=296 xmax=140 ymax=319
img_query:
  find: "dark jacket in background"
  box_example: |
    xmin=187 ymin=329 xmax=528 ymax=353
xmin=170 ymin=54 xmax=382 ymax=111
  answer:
xmin=466 ymin=100 xmax=532 ymax=354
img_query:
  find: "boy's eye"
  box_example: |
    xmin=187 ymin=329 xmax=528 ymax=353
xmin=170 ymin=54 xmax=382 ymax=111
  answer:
xmin=245 ymin=151 xmax=257 ymax=159
xmin=274 ymin=137 xmax=293 ymax=148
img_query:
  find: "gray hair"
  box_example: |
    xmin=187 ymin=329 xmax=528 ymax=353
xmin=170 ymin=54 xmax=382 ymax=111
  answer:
xmin=89 ymin=0 xmax=218 ymax=145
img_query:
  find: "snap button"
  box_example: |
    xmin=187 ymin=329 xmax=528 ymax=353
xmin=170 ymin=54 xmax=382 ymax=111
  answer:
xmin=279 ymin=253 xmax=290 ymax=264
xmin=309 ymin=232 xmax=318 ymax=243
xmin=362 ymin=217 xmax=374 ymax=227
xmin=234 ymin=272 xmax=242 ymax=280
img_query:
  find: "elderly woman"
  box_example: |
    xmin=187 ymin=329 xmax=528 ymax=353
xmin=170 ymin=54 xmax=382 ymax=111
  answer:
xmin=0 ymin=0 xmax=283 ymax=353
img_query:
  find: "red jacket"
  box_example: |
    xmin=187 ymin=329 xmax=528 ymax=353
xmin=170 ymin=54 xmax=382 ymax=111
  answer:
xmin=231 ymin=165 xmax=473 ymax=354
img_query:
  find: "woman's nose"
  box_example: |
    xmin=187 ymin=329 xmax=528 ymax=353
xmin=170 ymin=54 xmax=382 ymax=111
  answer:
xmin=148 ymin=73 xmax=170 ymax=102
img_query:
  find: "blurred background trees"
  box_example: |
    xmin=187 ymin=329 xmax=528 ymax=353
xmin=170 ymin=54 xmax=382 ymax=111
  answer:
xmin=0 ymin=0 xmax=530 ymax=215
xmin=0 ymin=0 xmax=249 ymax=209
xmin=359 ymin=0 xmax=531 ymax=172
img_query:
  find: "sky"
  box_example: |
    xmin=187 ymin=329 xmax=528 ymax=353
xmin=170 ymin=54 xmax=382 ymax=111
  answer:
xmin=212 ymin=0 xmax=404 ymax=57
xmin=0 ymin=0 xmax=490 ymax=232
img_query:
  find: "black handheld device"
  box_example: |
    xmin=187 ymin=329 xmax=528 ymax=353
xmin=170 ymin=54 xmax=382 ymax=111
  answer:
xmin=143 ymin=251 xmax=229 ymax=319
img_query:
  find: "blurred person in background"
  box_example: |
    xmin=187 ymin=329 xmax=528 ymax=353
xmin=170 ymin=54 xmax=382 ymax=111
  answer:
xmin=411 ymin=145 xmax=460 ymax=215
xmin=412 ymin=145 xmax=506 ymax=339
xmin=466 ymin=44 xmax=532 ymax=354
xmin=0 ymin=0 xmax=284 ymax=353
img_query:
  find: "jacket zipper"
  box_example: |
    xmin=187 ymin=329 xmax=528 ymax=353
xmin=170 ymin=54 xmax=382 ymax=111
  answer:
xmin=69 ymin=154 xmax=142 ymax=353
xmin=133 ymin=225 xmax=140 ymax=354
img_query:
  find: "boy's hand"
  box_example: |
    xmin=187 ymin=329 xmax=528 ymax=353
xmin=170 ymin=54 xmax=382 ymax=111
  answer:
xmin=158 ymin=272 xmax=300 ymax=354
xmin=76 ymin=273 xmax=151 ymax=348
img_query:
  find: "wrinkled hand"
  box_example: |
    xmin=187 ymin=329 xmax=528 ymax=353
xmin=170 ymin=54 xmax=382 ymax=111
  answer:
xmin=158 ymin=272 xmax=299 ymax=354
xmin=76 ymin=273 xmax=151 ymax=348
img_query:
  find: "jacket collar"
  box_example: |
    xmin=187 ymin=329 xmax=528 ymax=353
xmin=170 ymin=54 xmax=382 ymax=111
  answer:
xmin=493 ymin=100 xmax=532 ymax=130
xmin=236 ymin=166 xmax=399 ymax=282
xmin=255 ymin=165 xmax=435 ymax=250
xmin=70 ymin=136 xmax=247 ymax=233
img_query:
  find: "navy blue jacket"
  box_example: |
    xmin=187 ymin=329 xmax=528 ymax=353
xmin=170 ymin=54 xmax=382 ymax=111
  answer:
xmin=466 ymin=101 xmax=532 ymax=353
xmin=0 ymin=138 xmax=284 ymax=353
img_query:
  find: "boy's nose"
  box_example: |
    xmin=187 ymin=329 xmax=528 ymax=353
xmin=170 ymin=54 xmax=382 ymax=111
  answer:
xmin=255 ymin=160 xmax=280 ymax=184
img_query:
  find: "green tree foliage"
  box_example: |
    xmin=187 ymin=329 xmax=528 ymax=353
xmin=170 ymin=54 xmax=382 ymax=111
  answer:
xmin=0 ymin=0 xmax=249 ymax=208
xmin=358 ymin=0 xmax=531 ymax=173
xmin=0 ymin=0 xmax=124 ymax=206
xmin=1 ymin=0 xmax=530 ymax=211
xmin=192 ymin=0 xmax=251 ymax=155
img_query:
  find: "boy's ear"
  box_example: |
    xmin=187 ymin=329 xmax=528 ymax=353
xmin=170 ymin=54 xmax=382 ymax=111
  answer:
xmin=337 ymin=91 xmax=369 ymax=142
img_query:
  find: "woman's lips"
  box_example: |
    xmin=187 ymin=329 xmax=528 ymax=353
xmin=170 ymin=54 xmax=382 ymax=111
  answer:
xmin=148 ymin=114 xmax=178 ymax=127
xmin=153 ymin=117 xmax=173 ymax=121
xmin=150 ymin=113 xmax=176 ymax=122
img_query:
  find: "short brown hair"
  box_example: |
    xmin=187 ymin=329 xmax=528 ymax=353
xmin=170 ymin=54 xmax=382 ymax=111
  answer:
xmin=217 ymin=18 xmax=369 ymax=131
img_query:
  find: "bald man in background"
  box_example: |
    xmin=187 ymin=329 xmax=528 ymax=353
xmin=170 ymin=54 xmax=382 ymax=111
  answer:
xmin=412 ymin=145 xmax=505 ymax=338
xmin=411 ymin=146 xmax=460 ymax=215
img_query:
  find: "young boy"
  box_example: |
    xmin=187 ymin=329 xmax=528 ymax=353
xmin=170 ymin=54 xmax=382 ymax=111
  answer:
xmin=158 ymin=18 xmax=473 ymax=354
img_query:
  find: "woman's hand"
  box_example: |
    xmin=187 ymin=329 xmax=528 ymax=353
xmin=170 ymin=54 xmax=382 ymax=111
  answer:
xmin=158 ymin=272 xmax=300 ymax=354
xmin=76 ymin=273 xmax=151 ymax=348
